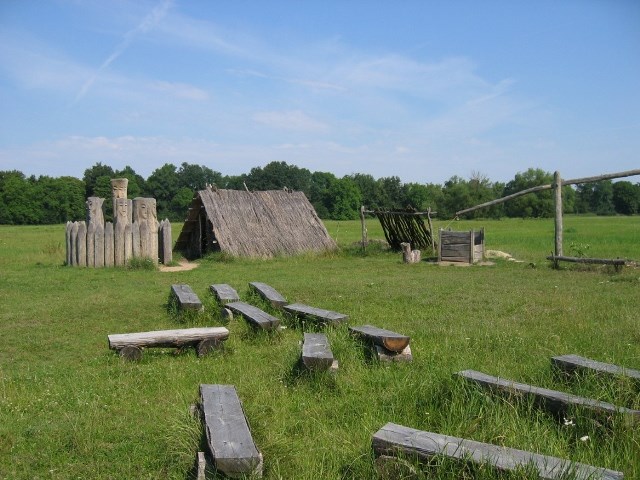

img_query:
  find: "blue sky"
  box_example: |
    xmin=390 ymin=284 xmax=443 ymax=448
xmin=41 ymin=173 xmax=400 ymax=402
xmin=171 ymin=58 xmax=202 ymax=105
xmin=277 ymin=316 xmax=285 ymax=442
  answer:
xmin=1 ymin=0 xmax=639 ymax=184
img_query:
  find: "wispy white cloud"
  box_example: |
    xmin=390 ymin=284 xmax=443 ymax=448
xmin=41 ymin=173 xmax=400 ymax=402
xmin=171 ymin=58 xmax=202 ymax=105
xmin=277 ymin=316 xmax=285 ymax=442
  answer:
xmin=151 ymin=81 xmax=209 ymax=101
xmin=75 ymin=0 xmax=173 ymax=101
xmin=252 ymin=110 xmax=329 ymax=132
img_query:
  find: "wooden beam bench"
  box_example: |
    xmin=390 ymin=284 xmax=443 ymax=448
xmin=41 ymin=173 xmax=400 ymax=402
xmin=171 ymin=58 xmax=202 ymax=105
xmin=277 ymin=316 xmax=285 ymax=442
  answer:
xmin=200 ymin=384 xmax=263 ymax=479
xmin=350 ymin=324 xmax=412 ymax=362
xmin=546 ymin=255 xmax=627 ymax=271
xmin=372 ymin=422 xmax=624 ymax=480
xmin=226 ymin=301 xmax=280 ymax=330
xmin=283 ymin=303 xmax=348 ymax=326
xmin=249 ymin=281 xmax=288 ymax=308
xmin=301 ymin=333 xmax=337 ymax=372
xmin=108 ymin=326 xmax=229 ymax=360
xmin=457 ymin=369 xmax=640 ymax=426
xmin=209 ymin=283 xmax=240 ymax=305
xmin=552 ymin=354 xmax=640 ymax=384
xmin=169 ymin=284 xmax=203 ymax=311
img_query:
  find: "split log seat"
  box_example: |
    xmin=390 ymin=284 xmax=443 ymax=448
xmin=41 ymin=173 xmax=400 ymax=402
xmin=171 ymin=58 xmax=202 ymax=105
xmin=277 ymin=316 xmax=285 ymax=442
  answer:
xmin=249 ymin=282 xmax=288 ymax=308
xmin=200 ymin=384 xmax=263 ymax=479
xmin=170 ymin=284 xmax=203 ymax=311
xmin=349 ymin=325 xmax=410 ymax=352
xmin=209 ymin=283 xmax=240 ymax=304
xmin=302 ymin=333 xmax=336 ymax=371
xmin=226 ymin=301 xmax=280 ymax=330
xmin=372 ymin=422 xmax=623 ymax=480
xmin=457 ymin=369 xmax=640 ymax=426
xmin=283 ymin=303 xmax=348 ymax=326
xmin=552 ymin=354 xmax=640 ymax=384
xmin=108 ymin=326 xmax=229 ymax=359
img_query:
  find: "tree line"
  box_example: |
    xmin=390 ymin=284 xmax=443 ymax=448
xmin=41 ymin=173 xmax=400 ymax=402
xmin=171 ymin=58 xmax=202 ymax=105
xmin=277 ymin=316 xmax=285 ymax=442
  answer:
xmin=1 ymin=161 xmax=639 ymax=225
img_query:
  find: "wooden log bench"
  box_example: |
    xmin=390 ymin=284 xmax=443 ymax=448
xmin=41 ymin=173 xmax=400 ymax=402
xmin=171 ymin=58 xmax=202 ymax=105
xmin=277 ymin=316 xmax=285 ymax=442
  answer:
xmin=249 ymin=281 xmax=288 ymax=308
xmin=169 ymin=284 xmax=203 ymax=311
xmin=108 ymin=326 xmax=229 ymax=360
xmin=226 ymin=301 xmax=280 ymax=330
xmin=349 ymin=324 xmax=412 ymax=362
xmin=283 ymin=303 xmax=348 ymax=326
xmin=546 ymin=255 xmax=626 ymax=271
xmin=457 ymin=369 xmax=640 ymax=426
xmin=301 ymin=333 xmax=337 ymax=372
xmin=209 ymin=283 xmax=240 ymax=305
xmin=552 ymin=354 xmax=640 ymax=384
xmin=200 ymin=384 xmax=263 ymax=479
xmin=372 ymin=422 xmax=624 ymax=480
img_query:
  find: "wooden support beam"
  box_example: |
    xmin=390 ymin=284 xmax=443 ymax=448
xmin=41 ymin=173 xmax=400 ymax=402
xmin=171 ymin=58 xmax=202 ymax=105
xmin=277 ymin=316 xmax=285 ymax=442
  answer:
xmin=283 ymin=303 xmax=348 ymax=326
xmin=301 ymin=333 xmax=336 ymax=371
xmin=456 ymin=168 xmax=640 ymax=217
xmin=170 ymin=284 xmax=203 ymax=311
xmin=372 ymin=423 xmax=624 ymax=480
xmin=249 ymin=282 xmax=288 ymax=308
xmin=552 ymin=354 xmax=640 ymax=384
xmin=349 ymin=325 xmax=410 ymax=353
xmin=226 ymin=301 xmax=280 ymax=330
xmin=457 ymin=369 xmax=640 ymax=426
xmin=200 ymin=384 xmax=263 ymax=479
xmin=209 ymin=283 xmax=240 ymax=305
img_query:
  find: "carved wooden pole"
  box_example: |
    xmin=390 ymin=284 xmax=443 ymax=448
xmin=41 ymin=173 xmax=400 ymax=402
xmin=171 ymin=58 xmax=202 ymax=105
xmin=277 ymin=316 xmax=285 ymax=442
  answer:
xmin=554 ymin=171 xmax=563 ymax=266
xmin=114 ymin=198 xmax=129 ymax=266
xmin=86 ymin=222 xmax=96 ymax=268
xmin=69 ymin=222 xmax=79 ymax=266
xmin=104 ymin=222 xmax=114 ymax=267
xmin=76 ymin=221 xmax=87 ymax=267
xmin=65 ymin=222 xmax=72 ymax=265
xmin=159 ymin=219 xmax=172 ymax=264
xmin=94 ymin=223 xmax=104 ymax=268
xmin=110 ymin=178 xmax=131 ymax=224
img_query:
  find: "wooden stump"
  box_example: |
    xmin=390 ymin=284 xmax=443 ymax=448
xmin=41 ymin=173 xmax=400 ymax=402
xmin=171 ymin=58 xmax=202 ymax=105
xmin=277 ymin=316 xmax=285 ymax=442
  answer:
xmin=376 ymin=345 xmax=413 ymax=362
xmin=197 ymin=338 xmax=221 ymax=357
xmin=65 ymin=221 xmax=72 ymax=265
xmin=159 ymin=219 xmax=172 ymax=265
xmin=119 ymin=345 xmax=143 ymax=361
xmin=301 ymin=333 xmax=335 ymax=371
xmin=401 ymin=242 xmax=421 ymax=263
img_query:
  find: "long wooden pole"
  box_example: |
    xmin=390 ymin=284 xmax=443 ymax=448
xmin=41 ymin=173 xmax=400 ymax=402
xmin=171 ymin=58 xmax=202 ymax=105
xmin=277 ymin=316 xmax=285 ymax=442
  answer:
xmin=455 ymin=168 xmax=640 ymax=217
xmin=554 ymin=171 xmax=563 ymax=262
xmin=360 ymin=205 xmax=367 ymax=252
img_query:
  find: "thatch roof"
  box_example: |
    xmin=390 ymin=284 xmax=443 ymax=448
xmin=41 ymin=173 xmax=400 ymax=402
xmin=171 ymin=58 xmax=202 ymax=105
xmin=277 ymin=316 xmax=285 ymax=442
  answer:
xmin=174 ymin=188 xmax=337 ymax=258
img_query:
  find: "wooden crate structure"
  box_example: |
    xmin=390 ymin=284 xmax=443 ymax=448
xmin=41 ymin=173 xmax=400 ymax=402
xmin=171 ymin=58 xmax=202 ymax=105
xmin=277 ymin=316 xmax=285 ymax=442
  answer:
xmin=438 ymin=228 xmax=484 ymax=264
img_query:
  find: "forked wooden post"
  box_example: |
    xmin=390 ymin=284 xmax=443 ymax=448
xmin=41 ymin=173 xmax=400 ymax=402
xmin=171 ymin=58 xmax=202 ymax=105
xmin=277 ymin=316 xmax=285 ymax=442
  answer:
xmin=554 ymin=171 xmax=563 ymax=266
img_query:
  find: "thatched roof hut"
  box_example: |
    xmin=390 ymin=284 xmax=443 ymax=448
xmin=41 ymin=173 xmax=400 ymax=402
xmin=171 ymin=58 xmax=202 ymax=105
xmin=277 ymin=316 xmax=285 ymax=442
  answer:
xmin=174 ymin=188 xmax=337 ymax=258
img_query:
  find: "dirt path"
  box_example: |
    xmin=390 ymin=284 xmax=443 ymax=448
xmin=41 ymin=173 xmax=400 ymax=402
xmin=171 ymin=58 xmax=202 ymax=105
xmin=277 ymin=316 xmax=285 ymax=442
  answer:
xmin=159 ymin=260 xmax=199 ymax=272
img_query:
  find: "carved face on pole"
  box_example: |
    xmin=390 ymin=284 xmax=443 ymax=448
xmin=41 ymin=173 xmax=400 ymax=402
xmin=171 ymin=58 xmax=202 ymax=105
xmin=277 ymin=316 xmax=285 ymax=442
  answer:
xmin=134 ymin=198 xmax=157 ymax=224
xmin=86 ymin=197 xmax=104 ymax=225
xmin=115 ymin=198 xmax=129 ymax=224
xmin=110 ymin=178 xmax=129 ymax=200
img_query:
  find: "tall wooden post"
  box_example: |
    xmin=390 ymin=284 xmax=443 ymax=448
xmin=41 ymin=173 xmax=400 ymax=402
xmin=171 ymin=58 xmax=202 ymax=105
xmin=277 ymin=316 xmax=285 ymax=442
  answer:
xmin=360 ymin=206 xmax=368 ymax=252
xmin=554 ymin=171 xmax=563 ymax=267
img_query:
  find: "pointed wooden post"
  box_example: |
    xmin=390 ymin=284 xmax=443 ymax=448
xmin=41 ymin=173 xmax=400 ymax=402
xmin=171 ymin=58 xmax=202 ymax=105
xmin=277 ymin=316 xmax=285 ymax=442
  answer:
xmin=554 ymin=171 xmax=563 ymax=268
xmin=360 ymin=205 xmax=367 ymax=252
xmin=104 ymin=222 xmax=114 ymax=267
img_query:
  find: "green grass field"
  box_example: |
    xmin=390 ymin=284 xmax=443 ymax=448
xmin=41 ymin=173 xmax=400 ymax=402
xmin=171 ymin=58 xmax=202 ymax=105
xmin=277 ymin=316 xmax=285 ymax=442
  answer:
xmin=1 ymin=216 xmax=638 ymax=479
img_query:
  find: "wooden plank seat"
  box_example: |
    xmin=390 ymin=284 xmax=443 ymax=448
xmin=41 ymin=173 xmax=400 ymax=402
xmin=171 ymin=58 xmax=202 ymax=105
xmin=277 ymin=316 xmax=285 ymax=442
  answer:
xmin=226 ymin=301 xmax=280 ymax=330
xmin=200 ymin=384 xmax=263 ymax=478
xmin=457 ymin=369 xmax=640 ymax=426
xmin=108 ymin=326 xmax=229 ymax=360
xmin=349 ymin=325 xmax=410 ymax=352
xmin=283 ymin=303 xmax=348 ymax=326
xmin=552 ymin=354 xmax=640 ymax=384
xmin=372 ymin=422 xmax=624 ymax=480
xmin=169 ymin=284 xmax=203 ymax=311
xmin=301 ymin=333 xmax=336 ymax=371
xmin=209 ymin=283 xmax=240 ymax=304
xmin=249 ymin=281 xmax=288 ymax=308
